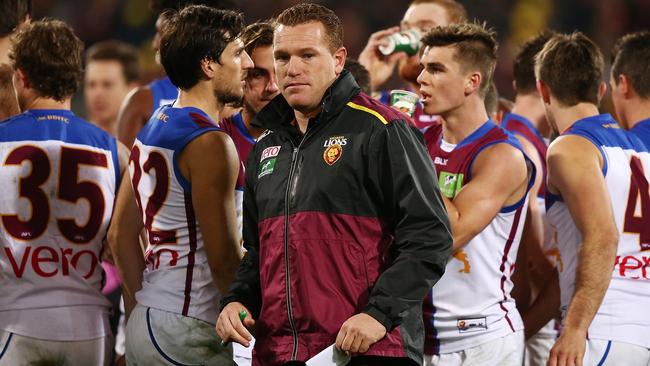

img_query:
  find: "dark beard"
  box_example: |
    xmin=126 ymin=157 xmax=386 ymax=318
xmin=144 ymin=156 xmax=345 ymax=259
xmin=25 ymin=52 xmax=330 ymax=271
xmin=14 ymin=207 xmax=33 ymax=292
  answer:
xmin=215 ymin=90 xmax=243 ymax=108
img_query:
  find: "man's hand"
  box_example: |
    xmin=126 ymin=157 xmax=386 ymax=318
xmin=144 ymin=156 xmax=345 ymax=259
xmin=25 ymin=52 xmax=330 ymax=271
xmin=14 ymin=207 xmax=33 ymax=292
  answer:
xmin=335 ymin=313 xmax=387 ymax=354
xmin=358 ymin=26 xmax=406 ymax=91
xmin=216 ymin=302 xmax=255 ymax=347
xmin=547 ymin=327 xmax=587 ymax=366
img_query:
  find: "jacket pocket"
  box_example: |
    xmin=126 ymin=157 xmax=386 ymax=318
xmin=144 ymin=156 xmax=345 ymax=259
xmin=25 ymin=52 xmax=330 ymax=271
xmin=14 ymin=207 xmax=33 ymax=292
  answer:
xmin=289 ymin=239 xmax=370 ymax=337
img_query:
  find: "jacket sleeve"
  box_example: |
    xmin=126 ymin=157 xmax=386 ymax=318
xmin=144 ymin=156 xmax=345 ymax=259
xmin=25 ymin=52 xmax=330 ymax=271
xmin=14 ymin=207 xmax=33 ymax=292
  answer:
xmin=219 ymin=149 xmax=263 ymax=318
xmin=363 ymin=119 xmax=453 ymax=331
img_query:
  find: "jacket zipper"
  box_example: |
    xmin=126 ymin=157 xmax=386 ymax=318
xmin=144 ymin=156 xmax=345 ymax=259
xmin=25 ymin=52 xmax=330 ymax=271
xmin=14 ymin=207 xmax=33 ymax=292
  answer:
xmin=284 ymin=144 xmax=300 ymax=360
xmin=283 ymin=118 xmax=323 ymax=360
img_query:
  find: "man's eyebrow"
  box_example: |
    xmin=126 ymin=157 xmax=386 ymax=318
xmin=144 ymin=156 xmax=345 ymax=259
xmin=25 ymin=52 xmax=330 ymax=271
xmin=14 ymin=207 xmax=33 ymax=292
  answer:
xmin=274 ymin=47 xmax=320 ymax=56
xmin=421 ymin=61 xmax=446 ymax=70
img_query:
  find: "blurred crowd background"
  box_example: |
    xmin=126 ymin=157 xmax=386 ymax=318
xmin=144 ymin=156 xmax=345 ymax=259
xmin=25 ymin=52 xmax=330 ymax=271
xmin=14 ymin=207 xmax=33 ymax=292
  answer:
xmin=32 ymin=0 xmax=650 ymax=117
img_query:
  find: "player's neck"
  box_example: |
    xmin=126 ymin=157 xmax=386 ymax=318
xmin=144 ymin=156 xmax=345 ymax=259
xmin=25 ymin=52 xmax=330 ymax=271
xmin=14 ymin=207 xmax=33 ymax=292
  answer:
xmin=441 ymin=97 xmax=490 ymax=145
xmin=25 ymin=96 xmax=71 ymax=111
xmin=512 ymin=93 xmax=550 ymax=137
xmin=622 ymin=98 xmax=650 ymax=129
xmin=176 ymin=83 xmax=220 ymax=123
xmin=241 ymin=106 xmax=265 ymax=139
xmin=551 ymin=101 xmax=601 ymax=134
xmin=294 ymin=106 xmax=322 ymax=135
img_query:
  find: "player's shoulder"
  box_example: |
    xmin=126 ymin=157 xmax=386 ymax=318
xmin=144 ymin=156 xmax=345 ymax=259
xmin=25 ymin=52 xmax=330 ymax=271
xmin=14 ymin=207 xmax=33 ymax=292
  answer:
xmin=346 ymin=92 xmax=412 ymax=127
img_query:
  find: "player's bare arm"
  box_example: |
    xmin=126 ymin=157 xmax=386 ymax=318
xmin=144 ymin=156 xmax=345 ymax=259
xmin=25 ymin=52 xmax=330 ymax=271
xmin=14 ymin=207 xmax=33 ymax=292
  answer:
xmin=116 ymin=87 xmax=153 ymax=147
xmin=443 ymin=142 xmax=530 ymax=250
xmin=108 ymin=168 xmax=145 ymax=319
xmin=523 ymin=270 xmax=560 ymax=339
xmin=178 ymin=130 xmax=242 ymax=294
xmin=546 ymin=135 xmax=618 ymax=366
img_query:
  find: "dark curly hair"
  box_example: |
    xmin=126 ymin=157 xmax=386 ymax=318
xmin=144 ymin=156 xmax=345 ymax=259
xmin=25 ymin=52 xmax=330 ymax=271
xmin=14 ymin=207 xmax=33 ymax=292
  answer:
xmin=159 ymin=5 xmax=244 ymax=90
xmin=150 ymin=0 xmax=238 ymax=13
xmin=10 ymin=19 xmax=84 ymax=101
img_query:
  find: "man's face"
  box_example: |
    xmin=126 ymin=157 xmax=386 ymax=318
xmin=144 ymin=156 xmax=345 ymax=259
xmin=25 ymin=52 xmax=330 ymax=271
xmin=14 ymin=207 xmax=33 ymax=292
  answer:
xmin=609 ymin=71 xmax=629 ymax=128
xmin=417 ymin=45 xmax=468 ymax=116
xmin=84 ymin=60 xmax=132 ymax=128
xmin=273 ymin=22 xmax=345 ymax=114
xmin=152 ymin=14 xmax=167 ymax=64
xmin=399 ymin=3 xmax=450 ymax=86
xmin=244 ymin=45 xmax=280 ymax=115
xmin=212 ymin=38 xmax=254 ymax=106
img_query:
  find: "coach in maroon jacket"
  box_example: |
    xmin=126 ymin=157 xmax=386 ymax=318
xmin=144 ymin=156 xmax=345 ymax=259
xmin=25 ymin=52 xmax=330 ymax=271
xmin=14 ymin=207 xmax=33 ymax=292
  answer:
xmin=216 ymin=4 xmax=452 ymax=366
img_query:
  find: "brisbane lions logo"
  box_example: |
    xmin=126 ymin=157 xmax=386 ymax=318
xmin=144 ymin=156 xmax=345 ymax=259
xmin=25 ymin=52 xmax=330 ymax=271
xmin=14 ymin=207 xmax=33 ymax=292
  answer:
xmin=323 ymin=136 xmax=346 ymax=165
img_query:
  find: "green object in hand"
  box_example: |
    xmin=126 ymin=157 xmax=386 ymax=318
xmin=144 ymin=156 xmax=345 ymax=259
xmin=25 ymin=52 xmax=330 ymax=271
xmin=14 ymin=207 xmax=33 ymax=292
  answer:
xmin=220 ymin=310 xmax=248 ymax=347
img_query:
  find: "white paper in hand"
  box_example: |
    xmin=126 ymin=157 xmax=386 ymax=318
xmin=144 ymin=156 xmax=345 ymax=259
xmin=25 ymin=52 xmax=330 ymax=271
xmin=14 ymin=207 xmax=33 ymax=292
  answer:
xmin=305 ymin=344 xmax=351 ymax=366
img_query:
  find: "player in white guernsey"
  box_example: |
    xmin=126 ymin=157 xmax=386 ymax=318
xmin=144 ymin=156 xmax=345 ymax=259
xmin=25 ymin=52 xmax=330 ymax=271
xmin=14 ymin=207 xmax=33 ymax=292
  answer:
xmin=417 ymin=24 xmax=535 ymax=365
xmin=108 ymin=6 xmax=252 ymax=365
xmin=0 ymin=20 xmax=129 ymax=365
xmin=535 ymin=32 xmax=650 ymax=366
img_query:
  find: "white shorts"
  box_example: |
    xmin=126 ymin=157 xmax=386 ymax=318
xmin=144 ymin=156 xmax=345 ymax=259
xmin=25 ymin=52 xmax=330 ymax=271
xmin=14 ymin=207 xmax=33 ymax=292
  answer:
xmin=424 ymin=331 xmax=524 ymax=366
xmin=0 ymin=329 xmax=112 ymax=366
xmin=583 ymin=339 xmax=650 ymax=366
xmin=525 ymin=333 xmax=555 ymax=366
xmin=126 ymin=305 xmax=235 ymax=366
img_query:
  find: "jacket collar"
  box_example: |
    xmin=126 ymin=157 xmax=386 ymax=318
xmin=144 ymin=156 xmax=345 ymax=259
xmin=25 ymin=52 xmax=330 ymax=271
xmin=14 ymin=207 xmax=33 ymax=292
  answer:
xmin=251 ymin=70 xmax=360 ymax=132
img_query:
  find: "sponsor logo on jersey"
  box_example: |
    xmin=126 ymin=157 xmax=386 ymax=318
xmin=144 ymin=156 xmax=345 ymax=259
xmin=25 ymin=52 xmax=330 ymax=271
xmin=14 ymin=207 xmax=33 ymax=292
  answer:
xmin=434 ymin=156 xmax=448 ymax=166
xmin=615 ymin=254 xmax=650 ymax=280
xmin=323 ymin=136 xmax=348 ymax=147
xmin=438 ymin=171 xmax=464 ymax=198
xmin=157 ymin=112 xmax=170 ymax=122
xmin=258 ymin=158 xmax=276 ymax=178
xmin=324 ymin=144 xmax=343 ymax=166
xmin=452 ymin=249 xmax=471 ymax=273
xmin=37 ymin=115 xmax=69 ymax=124
xmin=457 ymin=317 xmax=487 ymax=333
xmin=260 ymin=146 xmax=281 ymax=162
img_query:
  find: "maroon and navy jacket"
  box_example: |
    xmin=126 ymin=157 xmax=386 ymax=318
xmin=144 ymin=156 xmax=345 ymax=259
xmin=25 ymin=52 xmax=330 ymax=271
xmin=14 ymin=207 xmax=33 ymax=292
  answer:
xmin=221 ymin=71 xmax=452 ymax=365
xmin=500 ymin=112 xmax=547 ymax=198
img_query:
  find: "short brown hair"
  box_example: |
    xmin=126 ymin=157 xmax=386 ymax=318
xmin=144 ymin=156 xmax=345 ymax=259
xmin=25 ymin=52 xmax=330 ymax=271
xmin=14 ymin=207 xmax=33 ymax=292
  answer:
xmin=86 ymin=40 xmax=141 ymax=83
xmin=611 ymin=31 xmax=650 ymax=99
xmin=241 ymin=21 xmax=274 ymax=56
xmin=513 ymin=31 xmax=555 ymax=94
xmin=10 ymin=19 xmax=84 ymax=101
xmin=535 ymin=32 xmax=604 ymax=106
xmin=275 ymin=3 xmax=343 ymax=53
xmin=422 ymin=22 xmax=498 ymax=97
xmin=411 ymin=0 xmax=467 ymax=24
